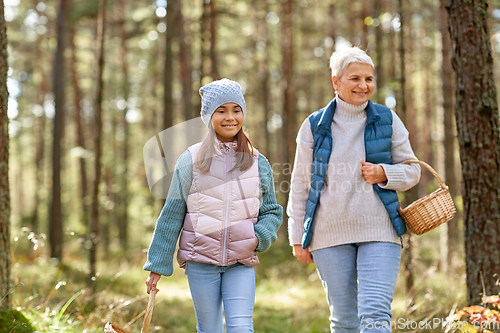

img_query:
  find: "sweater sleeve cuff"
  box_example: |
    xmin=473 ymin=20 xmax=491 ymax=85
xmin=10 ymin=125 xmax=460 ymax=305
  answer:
xmin=288 ymin=217 xmax=304 ymax=245
xmin=378 ymin=163 xmax=406 ymax=189
xmin=143 ymin=261 xmax=173 ymax=277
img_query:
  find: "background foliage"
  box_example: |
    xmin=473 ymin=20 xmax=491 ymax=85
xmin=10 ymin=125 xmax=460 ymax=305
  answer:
xmin=5 ymin=0 xmax=500 ymax=331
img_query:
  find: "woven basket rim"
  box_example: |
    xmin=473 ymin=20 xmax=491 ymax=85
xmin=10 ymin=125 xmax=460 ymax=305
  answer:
xmin=399 ymin=160 xmax=457 ymax=235
xmin=400 ymin=186 xmax=449 ymax=212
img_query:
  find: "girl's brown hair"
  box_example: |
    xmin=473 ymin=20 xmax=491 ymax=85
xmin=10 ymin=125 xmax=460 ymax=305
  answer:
xmin=195 ymin=122 xmax=255 ymax=173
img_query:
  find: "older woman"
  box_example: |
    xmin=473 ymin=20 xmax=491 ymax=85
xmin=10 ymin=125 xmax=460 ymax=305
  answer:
xmin=287 ymin=46 xmax=420 ymax=333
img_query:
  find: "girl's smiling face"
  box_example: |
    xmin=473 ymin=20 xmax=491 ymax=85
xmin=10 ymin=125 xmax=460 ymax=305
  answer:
xmin=332 ymin=62 xmax=375 ymax=105
xmin=211 ymin=102 xmax=244 ymax=142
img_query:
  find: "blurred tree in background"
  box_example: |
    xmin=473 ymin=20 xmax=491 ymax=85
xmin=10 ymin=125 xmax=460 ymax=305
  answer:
xmin=48 ymin=0 xmax=68 ymax=262
xmin=0 ymin=0 xmax=10 ymax=312
xmin=4 ymin=0 xmax=500 ymax=321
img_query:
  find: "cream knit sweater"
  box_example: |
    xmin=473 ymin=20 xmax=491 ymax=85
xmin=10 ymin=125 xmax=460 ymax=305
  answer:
xmin=287 ymin=98 xmax=420 ymax=251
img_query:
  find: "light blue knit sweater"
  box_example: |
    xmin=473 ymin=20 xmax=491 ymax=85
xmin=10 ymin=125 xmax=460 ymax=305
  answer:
xmin=144 ymin=149 xmax=283 ymax=277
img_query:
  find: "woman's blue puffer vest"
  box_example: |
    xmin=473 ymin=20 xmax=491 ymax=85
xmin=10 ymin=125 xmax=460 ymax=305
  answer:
xmin=302 ymin=99 xmax=406 ymax=249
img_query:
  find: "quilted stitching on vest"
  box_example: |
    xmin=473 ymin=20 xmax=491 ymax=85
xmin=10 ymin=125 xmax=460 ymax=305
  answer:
xmin=302 ymin=100 xmax=405 ymax=249
xmin=177 ymin=142 xmax=261 ymax=267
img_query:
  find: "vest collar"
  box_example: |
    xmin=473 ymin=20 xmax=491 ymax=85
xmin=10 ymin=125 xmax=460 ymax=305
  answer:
xmin=317 ymin=99 xmax=380 ymax=133
xmin=365 ymin=100 xmax=381 ymax=125
xmin=316 ymin=99 xmax=337 ymax=134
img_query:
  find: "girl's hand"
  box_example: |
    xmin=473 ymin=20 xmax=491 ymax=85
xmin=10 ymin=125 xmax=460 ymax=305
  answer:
xmin=293 ymin=244 xmax=314 ymax=264
xmin=146 ymin=272 xmax=161 ymax=294
xmin=361 ymin=161 xmax=387 ymax=184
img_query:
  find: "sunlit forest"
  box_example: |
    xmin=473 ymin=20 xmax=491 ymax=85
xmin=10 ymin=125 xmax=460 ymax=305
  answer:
xmin=3 ymin=0 xmax=500 ymax=332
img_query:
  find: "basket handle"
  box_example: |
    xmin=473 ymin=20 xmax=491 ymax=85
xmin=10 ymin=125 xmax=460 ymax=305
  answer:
xmin=402 ymin=160 xmax=447 ymax=190
xmin=140 ymin=289 xmax=157 ymax=333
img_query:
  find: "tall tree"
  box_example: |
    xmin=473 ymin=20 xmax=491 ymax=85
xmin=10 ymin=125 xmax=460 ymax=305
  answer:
xmin=50 ymin=0 xmax=70 ymax=261
xmin=327 ymin=2 xmax=336 ymax=52
xmin=90 ymin=0 xmax=107 ymax=292
xmin=200 ymin=0 xmax=219 ymax=83
xmin=178 ymin=1 xmax=194 ymax=121
xmin=398 ymin=0 xmax=415 ymax=298
xmin=117 ymin=0 xmax=129 ymax=251
xmin=255 ymin=0 xmax=272 ymax=157
xmin=208 ymin=0 xmax=219 ymax=80
xmin=360 ymin=0 xmax=370 ymax=49
xmin=439 ymin=0 xmax=460 ymax=265
xmin=163 ymin=0 xmax=178 ymax=131
xmin=279 ymin=0 xmax=296 ymax=237
xmin=372 ymin=0 xmax=385 ymax=104
xmin=281 ymin=0 xmax=296 ymax=167
xmin=31 ymin=1 xmax=50 ymax=260
xmin=0 ymin=0 xmax=10 ymax=312
xmin=69 ymin=23 xmax=89 ymax=246
xmin=447 ymin=0 xmax=500 ymax=305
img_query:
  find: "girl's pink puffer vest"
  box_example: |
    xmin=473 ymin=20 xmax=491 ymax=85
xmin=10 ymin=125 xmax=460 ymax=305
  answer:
xmin=177 ymin=141 xmax=261 ymax=268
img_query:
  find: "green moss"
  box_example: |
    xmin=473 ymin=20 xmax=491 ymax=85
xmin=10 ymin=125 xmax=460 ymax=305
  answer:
xmin=0 ymin=310 xmax=34 ymax=333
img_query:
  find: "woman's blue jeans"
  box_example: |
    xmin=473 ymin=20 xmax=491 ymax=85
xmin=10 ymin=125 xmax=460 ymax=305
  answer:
xmin=185 ymin=261 xmax=255 ymax=333
xmin=312 ymin=242 xmax=401 ymax=333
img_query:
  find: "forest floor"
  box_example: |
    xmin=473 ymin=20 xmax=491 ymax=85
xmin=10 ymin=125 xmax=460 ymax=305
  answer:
xmin=10 ymin=239 xmax=466 ymax=333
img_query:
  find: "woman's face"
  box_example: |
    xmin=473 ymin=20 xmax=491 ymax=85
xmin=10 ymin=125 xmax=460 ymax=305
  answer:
xmin=210 ymin=102 xmax=244 ymax=142
xmin=332 ymin=62 xmax=375 ymax=105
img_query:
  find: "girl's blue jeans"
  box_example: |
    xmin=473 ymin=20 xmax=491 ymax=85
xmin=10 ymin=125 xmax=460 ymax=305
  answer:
xmin=312 ymin=242 xmax=401 ymax=333
xmin=185 ymin=261 xmax=255 ymax=333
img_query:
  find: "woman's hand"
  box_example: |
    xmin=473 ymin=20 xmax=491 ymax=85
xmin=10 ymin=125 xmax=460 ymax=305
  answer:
xmin=361 ymin=161 xmax=387 ymax=184
xmin=293 ymin=244 xmax=314 ymax=264
xmin=146 ymin=272 xmax=161 ymax=294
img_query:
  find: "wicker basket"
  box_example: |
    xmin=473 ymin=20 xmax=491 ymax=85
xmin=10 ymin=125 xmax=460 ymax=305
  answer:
xmin=104 ymin=289 xmax=157 ymax=333
xmin=399 ymin=160 xmax=457 ymax=235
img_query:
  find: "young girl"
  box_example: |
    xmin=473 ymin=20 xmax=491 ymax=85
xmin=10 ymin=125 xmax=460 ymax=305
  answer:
xmin=144 ymin=78 xmax=283 ymax=333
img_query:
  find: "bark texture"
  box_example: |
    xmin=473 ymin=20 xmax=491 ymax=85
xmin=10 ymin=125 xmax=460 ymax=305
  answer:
xmin=446 ymin=0 xmax=500 ymax=305
xmin=0 ymin=0 xmax=10 ymax=312
xmin=440 ymin=0 xmax=461 ymax=263
xmin=49 ymin=0 xmax=70 ymax=261
xmin=90 ymin=0 xmax=107 ymax=292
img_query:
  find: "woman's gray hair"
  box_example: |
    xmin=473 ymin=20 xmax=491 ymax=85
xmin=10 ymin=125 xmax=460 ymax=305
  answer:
xmin=329 ymin=47 xmax=374 ymax=78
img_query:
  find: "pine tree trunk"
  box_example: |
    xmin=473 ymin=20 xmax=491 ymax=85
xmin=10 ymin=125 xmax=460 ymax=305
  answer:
xmin=209 ymin=0 xmax=219 ymax=80
xmin=324 ymin=2 xmax=336 ymax=107
xmin=118 ymin=1 xmax=129 ymax=251
xmin=398 ymin=0 xmax=415 ymax=297
xmin=257 ymin=0 xmax=271 ymax=157
xmin=163 ymin=0 xmax=177 ymax=131
xmin=178 ymin=1 xmax=194 ymax=121
xmin=50 ymin=0 xmax=69 ymax=262
xmin=280 ymin=0 xmax=296 ymax=239
xmin=32 ymin=111 xmax=45 ymax=254
xmin=420 ymin=33 xmax=434 ymax=198
xmin=439 ymin=0 xmax=461 ymax=266
xmin=90 ymin=0 xmax=107 ymax=292
xmin=446 ymin=0 xmax=500 ymax=306
xmin=328 ymin=2 xmax=336 ymax=51
xmin=372 ymin=0 xmax=385 ymax=104
xmin=200 ymin=0 xmax=209 ymax=85
xmin=31 ymin=21 xmax=49 ymax=262
xmin=102 ymin=167 xmax=113 ymax=257
xmin=348 ymin=0 xmax=358 ymax=46
xmin=360 ymin=0 xmax=370 ymax=49
xmin=69 ymin=23 xmax=90 ymax=244
xmin=0 ymin=0 xmax=10 ymax=312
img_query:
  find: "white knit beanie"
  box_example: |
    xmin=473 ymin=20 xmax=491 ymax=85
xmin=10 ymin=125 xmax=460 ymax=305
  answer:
xmin=199 ymin=78 xmax=246 ymax=126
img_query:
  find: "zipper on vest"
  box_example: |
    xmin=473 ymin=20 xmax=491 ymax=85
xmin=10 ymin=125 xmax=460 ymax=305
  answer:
xmin=222 ymin=145 xmax=231 ymax=265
